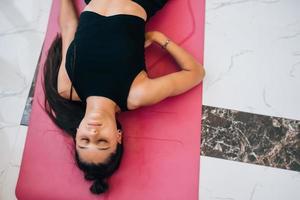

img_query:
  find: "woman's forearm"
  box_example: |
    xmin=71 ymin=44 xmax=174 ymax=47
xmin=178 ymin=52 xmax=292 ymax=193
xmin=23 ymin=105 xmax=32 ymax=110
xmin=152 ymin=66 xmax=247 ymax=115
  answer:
xmin=153 ymin=31 xmax=205 ymax=74
xmin=59 ymin=0 xmax=78 ymax=30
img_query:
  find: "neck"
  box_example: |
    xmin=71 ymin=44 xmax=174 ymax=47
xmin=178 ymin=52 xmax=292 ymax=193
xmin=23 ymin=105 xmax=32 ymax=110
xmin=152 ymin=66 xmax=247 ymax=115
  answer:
xmin=85 ymin=96 xmax=118 ymax=120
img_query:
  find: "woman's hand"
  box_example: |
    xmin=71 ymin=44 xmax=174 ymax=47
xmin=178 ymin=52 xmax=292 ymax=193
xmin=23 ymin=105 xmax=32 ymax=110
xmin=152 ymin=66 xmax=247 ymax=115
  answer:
xmin=144 ymin=31 xmax=165 ymax=48
xmin=144 ymin=31 xmax=155 ymax=48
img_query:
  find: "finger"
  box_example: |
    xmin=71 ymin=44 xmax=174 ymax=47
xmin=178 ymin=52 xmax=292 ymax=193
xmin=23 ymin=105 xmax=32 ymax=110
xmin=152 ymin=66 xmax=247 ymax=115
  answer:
xmin=144 ymin=40 xmax=150 ymax=48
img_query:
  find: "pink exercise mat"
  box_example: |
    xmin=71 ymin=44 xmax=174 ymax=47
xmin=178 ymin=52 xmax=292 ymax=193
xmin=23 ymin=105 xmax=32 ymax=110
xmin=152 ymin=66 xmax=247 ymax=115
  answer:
xmin=15 ymin=0 xmax=205 ymax=199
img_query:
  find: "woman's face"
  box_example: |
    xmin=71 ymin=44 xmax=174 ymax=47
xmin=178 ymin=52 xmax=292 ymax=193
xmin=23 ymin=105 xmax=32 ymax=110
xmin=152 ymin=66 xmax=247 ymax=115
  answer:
xmin=75 ymin=115 xmax=122 ymax=164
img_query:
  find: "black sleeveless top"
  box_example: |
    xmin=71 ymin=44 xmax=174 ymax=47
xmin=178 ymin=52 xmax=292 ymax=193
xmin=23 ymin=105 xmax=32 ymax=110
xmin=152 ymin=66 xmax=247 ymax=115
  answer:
xmin=65 ymin=0 xmax=167 ymax=111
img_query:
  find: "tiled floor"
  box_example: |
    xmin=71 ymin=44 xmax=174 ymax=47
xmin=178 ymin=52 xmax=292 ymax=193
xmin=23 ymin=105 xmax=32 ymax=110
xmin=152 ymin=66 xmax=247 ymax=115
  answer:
xmin=0 ymin=0 xmax=299 ymax=200
xmin=200 ymin=0 xmax=300 ymax=199
xmin=199 ymin=156 xmax=300 ymax=200
xmin=204 ymin=0 xmax=300 ymax=121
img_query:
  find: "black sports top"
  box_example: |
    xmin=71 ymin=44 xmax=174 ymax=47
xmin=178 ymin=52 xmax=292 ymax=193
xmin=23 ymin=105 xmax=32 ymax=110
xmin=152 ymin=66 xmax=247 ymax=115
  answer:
xmin=65 ymin=0 xmax=167 ymax=111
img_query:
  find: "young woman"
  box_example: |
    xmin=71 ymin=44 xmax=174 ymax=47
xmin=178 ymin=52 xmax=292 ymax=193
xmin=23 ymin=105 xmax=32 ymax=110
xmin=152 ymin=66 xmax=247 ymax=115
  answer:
xmin=43 ymin=0 xmax=205 ymax=195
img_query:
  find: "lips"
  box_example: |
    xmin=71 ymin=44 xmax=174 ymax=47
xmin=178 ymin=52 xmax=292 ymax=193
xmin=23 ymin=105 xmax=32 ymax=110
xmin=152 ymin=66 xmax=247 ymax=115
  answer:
xmin=87 ymin=122 xmax=102 ymax=126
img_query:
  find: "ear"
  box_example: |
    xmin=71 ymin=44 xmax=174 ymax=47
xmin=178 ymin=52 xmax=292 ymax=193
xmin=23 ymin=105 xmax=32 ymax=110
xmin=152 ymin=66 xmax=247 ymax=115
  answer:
xmin=117 ymin=129 xmax=122 ymax=144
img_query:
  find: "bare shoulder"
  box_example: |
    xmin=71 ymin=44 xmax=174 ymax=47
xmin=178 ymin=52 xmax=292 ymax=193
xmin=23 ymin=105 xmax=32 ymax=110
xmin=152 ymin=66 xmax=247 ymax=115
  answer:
xmin=127 ymin=70 xmax=149 ymax=110
xmin=127 ymin=66 xmax=205 ymax=110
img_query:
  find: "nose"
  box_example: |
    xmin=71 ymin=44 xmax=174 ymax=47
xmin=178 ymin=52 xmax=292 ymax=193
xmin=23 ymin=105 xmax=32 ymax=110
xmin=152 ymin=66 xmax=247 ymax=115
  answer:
xmin=89 ymin=128 xmax=98 ymax=134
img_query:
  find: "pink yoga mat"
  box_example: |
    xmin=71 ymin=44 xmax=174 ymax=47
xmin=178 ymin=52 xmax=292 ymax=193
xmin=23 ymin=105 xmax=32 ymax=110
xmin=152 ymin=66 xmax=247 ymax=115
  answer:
xmin=16 ymin=0 xmax=205 ymax=199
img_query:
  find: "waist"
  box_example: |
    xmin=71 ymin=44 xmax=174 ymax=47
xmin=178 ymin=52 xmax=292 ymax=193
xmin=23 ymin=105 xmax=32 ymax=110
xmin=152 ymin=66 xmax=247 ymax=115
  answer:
xmin=75 ymin=11 xmax=145 ymax=40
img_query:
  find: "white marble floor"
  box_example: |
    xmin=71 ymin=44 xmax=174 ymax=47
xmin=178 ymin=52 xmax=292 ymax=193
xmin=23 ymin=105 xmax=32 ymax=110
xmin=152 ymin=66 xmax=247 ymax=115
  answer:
xmin=199 ymin=156 xmax=300 ymax=200
xmin=0 ymin=0 xmax=299 ymax=200
xmin=201 ymin=0 xmax=300 ymax=199
xmin=203 ymin=0 xmax=300 ymax=121
xmin=0 ymin=0 xmax=52 ymax=199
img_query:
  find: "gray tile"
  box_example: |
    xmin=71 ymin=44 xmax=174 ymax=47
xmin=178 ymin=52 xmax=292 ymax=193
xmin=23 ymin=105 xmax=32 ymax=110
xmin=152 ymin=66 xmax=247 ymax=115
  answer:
xmin=201 ymin=105 xmax=300 ymax=172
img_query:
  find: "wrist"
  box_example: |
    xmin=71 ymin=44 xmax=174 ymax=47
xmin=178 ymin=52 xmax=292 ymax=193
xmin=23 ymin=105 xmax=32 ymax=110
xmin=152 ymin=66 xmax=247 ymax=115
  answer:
xmin=153 ymin=32 xmax=167 ymax=45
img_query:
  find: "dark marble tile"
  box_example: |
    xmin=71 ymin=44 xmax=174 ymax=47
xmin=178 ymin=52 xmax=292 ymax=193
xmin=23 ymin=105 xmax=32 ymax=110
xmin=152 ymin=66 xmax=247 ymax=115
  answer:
xmin=201 ymin=105 xmax=300 ymax=172
xmin=20 ymin=43 xmax=43 ymax=126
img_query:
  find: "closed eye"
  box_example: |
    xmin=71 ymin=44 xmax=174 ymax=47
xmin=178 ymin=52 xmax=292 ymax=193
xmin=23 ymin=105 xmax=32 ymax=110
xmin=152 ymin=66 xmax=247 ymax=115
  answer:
xmin=97 ymin=139 xmax=108 ymax=143
xmin=81 ymin=138 xmax=107 ymax=143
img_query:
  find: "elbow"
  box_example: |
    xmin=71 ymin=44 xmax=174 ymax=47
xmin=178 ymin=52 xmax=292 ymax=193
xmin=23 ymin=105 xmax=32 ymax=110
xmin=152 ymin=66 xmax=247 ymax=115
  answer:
xmin=201 ymin=66 xmax=206 ymax=80
xmin=195 ymin=63 xmax=206 ymax=83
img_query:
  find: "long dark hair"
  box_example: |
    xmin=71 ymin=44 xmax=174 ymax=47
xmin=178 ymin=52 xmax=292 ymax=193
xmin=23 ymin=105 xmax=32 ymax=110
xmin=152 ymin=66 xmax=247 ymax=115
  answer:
xmin=42 ymin=33 xmax=124 ymax=194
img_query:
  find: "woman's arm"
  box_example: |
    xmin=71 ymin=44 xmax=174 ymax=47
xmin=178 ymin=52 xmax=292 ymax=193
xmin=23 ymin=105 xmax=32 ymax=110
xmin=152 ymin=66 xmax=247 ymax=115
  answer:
xmin=153 ymin=31 xmax=205 ymax=96
xmin=59 ymin=0 xmax=78 ymax=58
xmin=59 ymin=0 xmax=78 ymax=64
xmin=132 ymin=31 xmax=205 ymax=108
xmin=57 ymin=0 xmax=80 ymax=100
